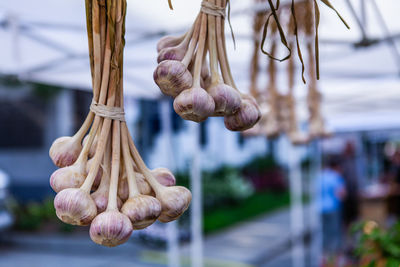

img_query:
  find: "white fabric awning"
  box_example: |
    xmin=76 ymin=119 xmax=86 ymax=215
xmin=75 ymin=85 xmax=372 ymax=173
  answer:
xmin=0 ymin=0 xmax=400 ymax=132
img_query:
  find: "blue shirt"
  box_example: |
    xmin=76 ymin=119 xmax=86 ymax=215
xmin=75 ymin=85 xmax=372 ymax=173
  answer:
xmin=318 ymin=169 xmax=345 ymax=213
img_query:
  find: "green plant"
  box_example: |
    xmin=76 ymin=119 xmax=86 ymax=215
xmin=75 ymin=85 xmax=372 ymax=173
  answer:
xmin=11 ymin=197 xmax=75 ymax=232
xmin=352 ymin=221 xmax=400 ymax=267
xmin=32 ymin=83 xmax=61 ymax=100
xmin=203 ymin=191 xmax=289 ymax=233
xmin=242 ymin=155 xmax=277 ymax=174
xmin=176 ymin=166 xmax=254 ymax=211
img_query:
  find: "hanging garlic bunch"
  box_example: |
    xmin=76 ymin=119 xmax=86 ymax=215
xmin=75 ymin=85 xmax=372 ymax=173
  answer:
xmin=302 ymin=1 xmax=331 ymax=139
xmin=243 ymin=0 xmax=337 ymax=145
xmin=154 ymin=0 xmax=261 ymax=131
xmin=49 ymin=0 xmax=191 ymax=247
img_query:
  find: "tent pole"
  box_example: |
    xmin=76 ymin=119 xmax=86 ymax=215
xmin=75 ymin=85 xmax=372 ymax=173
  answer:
xmin=190 ymin=122 xmax=203 ymax=267
xmin=370 ymin=0 xmax=400 ymax=75
xmin=289 ymin=140 xmax=305 ymax=267
xmin=161 ymin=99 xmax=181 ymax=267
xmin=309 ymin=140 xmax=322 ymax=267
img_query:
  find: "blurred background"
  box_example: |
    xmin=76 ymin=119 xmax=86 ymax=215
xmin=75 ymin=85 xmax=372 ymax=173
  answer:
xmin=0 ymin=0 xmax=400 ymax=266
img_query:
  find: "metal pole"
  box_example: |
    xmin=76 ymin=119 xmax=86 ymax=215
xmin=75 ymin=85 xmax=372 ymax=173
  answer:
xmin=160 ymin=99 xmax=181 ymax=267
xmin=309 ymin=140 xmax=322 ymax=267
xmin=288 ymin=141 xmax=305 ymax=267
xmin=344 ymin=0 xmax=368 ymax=41
xmin=190 ymin=122 xmax=203 ymax=267
xmin=370 ymin=0 xmax=400 ymax=75
xmin=8 ymin=13 xmax=21 ymax=74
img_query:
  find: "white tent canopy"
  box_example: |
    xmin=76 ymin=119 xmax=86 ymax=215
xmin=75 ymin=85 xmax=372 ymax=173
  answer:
xmin=0 ymin=0 xmax=400 ymax=131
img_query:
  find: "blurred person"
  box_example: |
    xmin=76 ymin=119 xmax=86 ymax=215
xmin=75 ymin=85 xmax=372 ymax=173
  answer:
xmin=341 ymin=142 xmax=359 ymax=226
xmin=319 ymin=156 xmax=347 ymax=255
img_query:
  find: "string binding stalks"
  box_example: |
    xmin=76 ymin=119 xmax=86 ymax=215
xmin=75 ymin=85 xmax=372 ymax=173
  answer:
xmin=154 ymin=0 xmax=262 ymax=131
xmin=49 ymin=0 xmax=191 ymax=247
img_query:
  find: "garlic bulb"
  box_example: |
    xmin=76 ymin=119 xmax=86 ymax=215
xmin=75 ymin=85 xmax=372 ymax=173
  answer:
xmin=136 ymin=172 xmax=153 ymax=195
xmin=91 ymin=190 xmax=123 ymax=213
xmin=157 ymin=186 xmax=192 ymax=223
xmin=224 ymin=96 xmax=261 ymax=131
xmin=157 ymin=35 xmax=186 ymax=52
xmin=208 ymin=83 xmax=242 ymax=116
xmin=128 ymin=131 xmax=192 ymax=224
xmin=49 ymin=136 xmax=82 ymax=167
xmin=173 ymin=86 xmax=215 ymax=122
xmin=91 ymin=169 xmax=122 ymax=213
xmin=117 ymin=177 xmax=129 ymax=202
xmin=153 ymin=60 xmax=193 ymax=97
xmin=151 ymin=168 xmax=176 ymax=187
xmin=121 ymin=195 xmax=161 ymax=229
xmin=89 ymin=210 xmax=133 ymax=247
xmin=54 ymin=188 xmax=97 ymax=226
xmin=50 ymin=162 xmax=86 ymax=193
xmin=157 ymin=46 xmax=187 ymax=63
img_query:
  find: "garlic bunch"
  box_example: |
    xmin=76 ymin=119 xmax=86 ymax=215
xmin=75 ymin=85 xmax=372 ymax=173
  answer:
xmin=154 ymin=0 xmax=261 ymax=130
xmin=49 ymin=0 xmax=191 ymax=248
xmin=242 ymin=1 xmax=331 ymax=145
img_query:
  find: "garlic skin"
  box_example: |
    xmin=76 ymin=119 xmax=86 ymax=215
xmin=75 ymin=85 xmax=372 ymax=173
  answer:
xmin=154 ymin=60 xmax=193 ymax=97
xmin=89 ymin=210 xmax=133 ymax=247
xmin=118 ymin=177 xmax=129 ymax=202
xmin=121 ymin=195 xmax=161 ymax=229
xmin=156 ymin=186 xmax=192 ymax=223
xmin=157 ymin=35 xmax=184 ymax=52
xmin=54 ymin=188 xmax=97 ymax=226
xmin=265 ymin=116 xmax=280 ymax=138
xmin=224 ymin=96 xmax=262 ymax=131
xmin=82 ymin=135 xmax=97 ymax=158
xmin=50 ymin=163 xmax=86 ymax=193
xmin=208 ymin=83 xmax=242 ymax=116
xmin=136 ymin=172 xmax=153 ymax=195
xmin=49 ymin=136 xmax=82 ymax=167
xmin=201 ymin=76 xmax=212 ymax=91
xmin=91 ymin=191 xmax=123 ymax=213
xmin=157 ymin=46 xmax=186 ymax=63
xmin=86 ymin=158 xmax=102 ymax=190
xmin=289 ymin=131 xmax=310 ymax=145
xmin=151 ymin=168 xmax=176 ymax=187
xmin=173 ymin=87 xmax=215 ymax=122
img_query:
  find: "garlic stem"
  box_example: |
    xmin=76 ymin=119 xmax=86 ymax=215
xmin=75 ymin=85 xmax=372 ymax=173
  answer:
xmin=268 ymin=40 xmax=277 ymax=87
xmin=216 ymin=0 xmax=238 ymax=91
xmin=121 ymin=122 xmax=140 ymax=197
xmin=99 ymin=0 xmax=107 ymax=73
xmin=181 ymin=15 xmax=201 ymax=67
xmin=85 ymin=0 xmax=95 ymax=89
xmin=215 ymin=0 xmax=231 ymax=87
xmin=177 ymin=17 xmax=197 ymax=49
xmin=77 ymin=26 xmax=112 ymax=186
xmin=75 ymin=120 xmax=98 ymax=165
xmin=287 ymin=42 xmax=295 ymax=93
xmin=95 ymin=137 xmax=111 ymax=193
xmin=107 ymin=120 xmax=121 ymax=211
xmin=307 ymin=43 xmax=316 ymax=89
xmin=92 ymin=0 xmax=102 ymax=101
xmin=107 ymin=0 xmax=124 ymax=211
xmin=207 ymin=0 xmax=221 ymax=85
xmin=74 ymin=20 xmax=112 ymax=157
xmin=81 ymin=0 xmax=123 ymax=193
xmin=192 ymin=13 xmax=208 ymax=87
xmin=124 ymin=124 xmax=162 ymax=195
xmin=73 ymin=112 xmax=95 ymax=142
